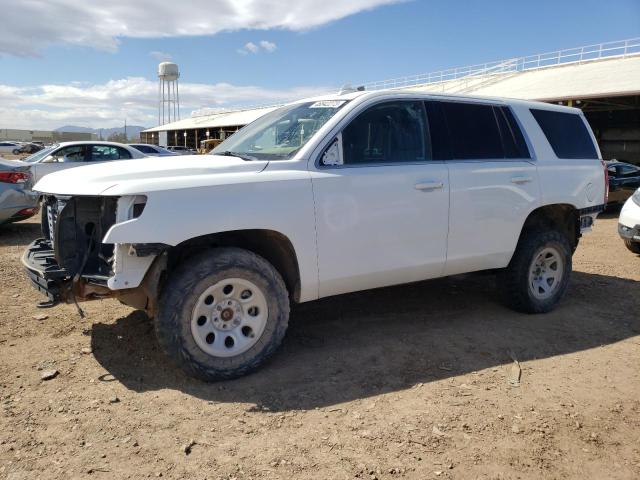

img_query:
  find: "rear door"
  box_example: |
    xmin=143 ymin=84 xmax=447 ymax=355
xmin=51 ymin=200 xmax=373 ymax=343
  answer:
xmin=427 ymin=100 xmax=540 ymax=275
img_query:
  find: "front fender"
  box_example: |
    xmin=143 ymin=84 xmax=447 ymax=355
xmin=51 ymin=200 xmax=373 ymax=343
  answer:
xmin=102 ymin=173 xmax=319 ymax=302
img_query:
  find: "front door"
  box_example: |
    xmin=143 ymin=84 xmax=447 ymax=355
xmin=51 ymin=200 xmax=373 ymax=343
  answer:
xmin=311 ymin=100 xmax=450 ymax=298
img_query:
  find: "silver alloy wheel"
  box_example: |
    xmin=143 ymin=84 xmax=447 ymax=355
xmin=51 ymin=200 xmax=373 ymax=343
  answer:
xmin=191 ymin=278 xmax=269 ymax=358
xmin=528 ymin=246 xmax=564 ymax=300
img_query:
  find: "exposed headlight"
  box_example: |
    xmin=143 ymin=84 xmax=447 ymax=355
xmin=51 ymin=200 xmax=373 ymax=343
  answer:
xmin=117 ymin=195 xmax=147 ymax=221
xmin=633 ymin=189 xmax=640 ymax=207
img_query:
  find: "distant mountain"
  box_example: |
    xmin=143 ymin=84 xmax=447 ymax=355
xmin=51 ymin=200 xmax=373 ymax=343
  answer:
xmin=54 ymin=125 xmax=147 ymax=139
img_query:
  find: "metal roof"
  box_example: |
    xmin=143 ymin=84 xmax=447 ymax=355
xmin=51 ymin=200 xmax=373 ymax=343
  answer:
xmin=410 ymin=55 xmax=640 ymax=101
xmin=143 ymin=105 xmax=279 ymax=133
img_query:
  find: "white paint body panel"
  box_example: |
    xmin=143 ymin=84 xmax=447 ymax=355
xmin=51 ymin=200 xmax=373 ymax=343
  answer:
xmin=311 ymin=163 xmax=449 ymax=298
xmin=444 ymin=160 xmax=540 ymax=275
xmin=619 ymin=195 xmax=640 ymax=229
xmin=31 ymin=91 xmax=605 ymax=303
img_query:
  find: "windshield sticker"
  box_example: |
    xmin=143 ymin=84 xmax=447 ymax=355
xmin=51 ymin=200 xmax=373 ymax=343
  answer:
xmin=309 ymin=100 xmax=347 ymax=109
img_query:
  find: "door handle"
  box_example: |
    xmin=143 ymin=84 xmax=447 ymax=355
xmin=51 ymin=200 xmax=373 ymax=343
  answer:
xmin=510 ymin=176 xmax=533 ymax=184
xmin=415 ymin=181 xmax=444 ymax=191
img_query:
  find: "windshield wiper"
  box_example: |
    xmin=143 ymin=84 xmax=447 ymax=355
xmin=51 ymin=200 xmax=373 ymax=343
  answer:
xmin=218 ymin=151 xmax=258 ymax=161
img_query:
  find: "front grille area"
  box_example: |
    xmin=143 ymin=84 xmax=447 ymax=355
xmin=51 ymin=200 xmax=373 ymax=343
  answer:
xmin=38 ymin=195 xmax=119 ymax=279
xmin=43 ymin=195 xmax=67 ymax=245
xmin=46 ymin=204 xmax=56 ymax=243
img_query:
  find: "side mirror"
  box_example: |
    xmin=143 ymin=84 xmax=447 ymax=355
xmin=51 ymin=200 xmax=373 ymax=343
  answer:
xmin=320 ymin=136 xmax=343 ymax=166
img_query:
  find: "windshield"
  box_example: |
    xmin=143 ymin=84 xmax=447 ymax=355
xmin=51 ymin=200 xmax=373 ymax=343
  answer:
xmin=24 ymin=145 xmax=58 ymax=163
xmin=212 ymin=100 xmax=348 ymax=160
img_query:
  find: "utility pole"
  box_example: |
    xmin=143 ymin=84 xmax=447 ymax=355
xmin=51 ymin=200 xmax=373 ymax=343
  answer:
xmin=124 ymin=119 xmax=127 ymax=142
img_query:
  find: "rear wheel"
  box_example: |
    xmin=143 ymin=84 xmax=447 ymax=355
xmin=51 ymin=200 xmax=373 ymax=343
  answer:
xmin=624 ymin=239 xmax=640 ymax=254
xmin=155 ymin=247 xmax=289 ymax=381
xmin=499 ymin=230 xmax=572 ymax=313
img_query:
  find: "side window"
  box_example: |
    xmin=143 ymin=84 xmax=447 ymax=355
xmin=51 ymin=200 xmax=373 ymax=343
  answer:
xmin=496 ymin=107 xmax=531 ymax=159
xmin=55 ymin=145 xmax=85 ymax=162
xmin=116 ymin=147 xmax=132 ymax=159
xmin=342 ymin=101 xmax=430 ymax=164
xmin=424 ymin=101 xmax=452 ymax=160
xmin=620 ymin=164 xmax=639 ymax=177
xmin=133 ymin=145 xmax=154 ymax=154
xmin=530 ymin=109 xmax=598 ymax=159
xmin=439 ymin=102 xmax=504 ymax=159
xmin=89 ymin=145 xmax=120 ymax=161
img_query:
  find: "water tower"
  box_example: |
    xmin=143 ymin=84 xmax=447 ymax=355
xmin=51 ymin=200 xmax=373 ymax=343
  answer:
xmin=158 ymin=62 xmax=180 ymax=125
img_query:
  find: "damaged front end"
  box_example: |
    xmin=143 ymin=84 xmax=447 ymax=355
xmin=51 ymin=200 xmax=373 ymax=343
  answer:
xmin=22 ymin=195 xmax=165 ymax=312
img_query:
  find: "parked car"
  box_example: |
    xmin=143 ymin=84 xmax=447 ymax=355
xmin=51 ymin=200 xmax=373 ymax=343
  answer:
xmin=618 ymin=188 xmax=640 ymax=254
xmin=12 ymin=142 xmax=44 ymax=155
xmin=22 ymin=141 xmax=146 ymax=183
xmin=129 ymin=144 xmax=179 ymax=156
xmin=0 ymin=158 xmax=38 ymax=225
xmin=166 ymin=145 xmax=196 ymax=155
xmin=23 ymin=91 xmax=607 ymax=381
xmin=0 ymin=141 xmax=22 ymax=155
xmin=606 ymin=160 xmax=640 ymax=206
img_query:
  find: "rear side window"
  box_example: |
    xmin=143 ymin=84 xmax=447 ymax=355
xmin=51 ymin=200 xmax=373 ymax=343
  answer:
xmin=439 ymin=102 xmax=504 ymax=159
xmin=530 ymin=109 xmax=598 ymax=159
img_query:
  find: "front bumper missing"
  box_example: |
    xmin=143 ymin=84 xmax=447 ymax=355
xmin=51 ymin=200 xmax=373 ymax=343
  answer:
xmin=618 ymin=223 xmax=640 ymax=242
xmin=21 ymin=238 xmax=70 ymax=305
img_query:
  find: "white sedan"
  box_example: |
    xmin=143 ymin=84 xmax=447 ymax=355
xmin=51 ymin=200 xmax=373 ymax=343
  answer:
xmin=23 ymin=141 xmax=146 ymax=183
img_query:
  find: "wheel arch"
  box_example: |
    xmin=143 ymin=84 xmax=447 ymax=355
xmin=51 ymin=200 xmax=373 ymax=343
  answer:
xmin=166 ymin=229 xmax=302 ymax=302
xmin=517 ymin=203 xmax=580 ymax=253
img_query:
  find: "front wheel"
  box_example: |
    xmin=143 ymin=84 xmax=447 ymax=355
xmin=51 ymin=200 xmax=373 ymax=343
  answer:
xmin=624 ymin=239 xmax=640 ymax=254
xmin=155 ymin=247 xmax=290 ymax=381
xmin=499 ymin=230 xmax=572 ymax=313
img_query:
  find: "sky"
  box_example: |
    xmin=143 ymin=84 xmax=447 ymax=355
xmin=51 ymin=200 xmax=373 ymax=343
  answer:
xmin=0 ymin=0 xmax=639 ymax=130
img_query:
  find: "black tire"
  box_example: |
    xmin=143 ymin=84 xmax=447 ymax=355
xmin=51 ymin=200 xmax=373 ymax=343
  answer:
xmin=499 ymin=230 xmax=572 ymax=314
xmin=155 ymin=247 xmax=290 ymax=381
xmin=12 ymin=149 xmax=20 ymax=155
xmin=624 ymin=239 xmax=640 ymax=254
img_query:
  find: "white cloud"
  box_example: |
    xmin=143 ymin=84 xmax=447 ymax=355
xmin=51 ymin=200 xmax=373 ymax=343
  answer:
xmin=244 ymin=42 xmax=260 ymax=54
xmin=259 ymin=40 xmax=277 ymax=52
xmin=0 ymin=77 xmax=330 ymax=130
xmin=149 ymin=51 xmax=172 ymax=62
xmin=0 ymin=0 xmax=402 ymax=56
xmin=237 ymin=40 xmax=277 ymax=55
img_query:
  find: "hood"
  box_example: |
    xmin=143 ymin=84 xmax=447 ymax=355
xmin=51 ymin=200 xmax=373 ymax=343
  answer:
xmin=33 ymin=155 xmax=269 ymax=196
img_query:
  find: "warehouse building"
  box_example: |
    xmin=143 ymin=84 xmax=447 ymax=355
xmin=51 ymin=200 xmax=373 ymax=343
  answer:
xmin=142 ymin=38 xmax=640 ymax=163
xmin=0 ymin=129 xmax=97 ymax=143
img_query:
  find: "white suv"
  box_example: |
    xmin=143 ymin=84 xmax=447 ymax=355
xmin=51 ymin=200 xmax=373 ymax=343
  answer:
xmin=23 ymin=90 xmax=607 ymax=381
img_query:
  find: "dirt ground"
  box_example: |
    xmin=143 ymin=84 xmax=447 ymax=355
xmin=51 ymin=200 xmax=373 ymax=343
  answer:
xmin=1 ymin=213 xmax=639 ymax=480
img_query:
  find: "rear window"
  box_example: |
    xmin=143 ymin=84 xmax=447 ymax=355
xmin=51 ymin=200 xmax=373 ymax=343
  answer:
xmin=530 ymin=109 xmax=598 ymax=159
